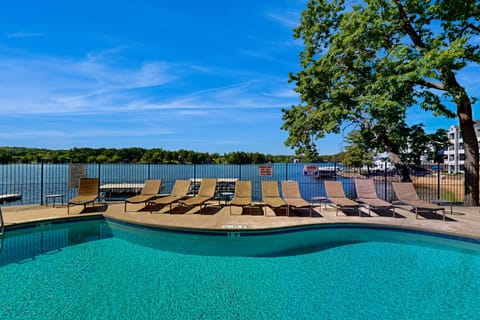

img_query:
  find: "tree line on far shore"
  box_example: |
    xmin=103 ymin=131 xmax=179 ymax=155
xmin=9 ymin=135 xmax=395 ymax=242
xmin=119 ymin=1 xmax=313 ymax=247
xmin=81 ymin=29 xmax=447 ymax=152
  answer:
xmin=0 ymin=147 xmax=341 ymax=165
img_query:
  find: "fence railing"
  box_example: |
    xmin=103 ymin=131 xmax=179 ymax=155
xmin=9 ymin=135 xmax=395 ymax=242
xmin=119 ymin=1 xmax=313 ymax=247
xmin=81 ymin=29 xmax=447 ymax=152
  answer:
xmin=0 ymin=162 xmax=467 ymax=207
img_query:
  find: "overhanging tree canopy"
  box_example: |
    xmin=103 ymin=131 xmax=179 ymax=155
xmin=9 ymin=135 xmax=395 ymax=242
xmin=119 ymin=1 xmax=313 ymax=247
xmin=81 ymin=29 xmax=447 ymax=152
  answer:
xmin=282 ymin=0 xmax=480 ymax=205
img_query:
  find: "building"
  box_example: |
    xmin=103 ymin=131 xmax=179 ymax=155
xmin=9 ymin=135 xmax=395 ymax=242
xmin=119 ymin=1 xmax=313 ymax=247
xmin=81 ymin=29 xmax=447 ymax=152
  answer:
xmin=444 ymin=122 xmax=480 ymax=173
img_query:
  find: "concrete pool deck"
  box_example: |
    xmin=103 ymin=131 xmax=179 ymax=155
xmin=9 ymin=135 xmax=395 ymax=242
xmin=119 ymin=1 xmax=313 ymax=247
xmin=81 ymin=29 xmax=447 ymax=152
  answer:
xmin=2 ymin=200 xmax=480 ymax=240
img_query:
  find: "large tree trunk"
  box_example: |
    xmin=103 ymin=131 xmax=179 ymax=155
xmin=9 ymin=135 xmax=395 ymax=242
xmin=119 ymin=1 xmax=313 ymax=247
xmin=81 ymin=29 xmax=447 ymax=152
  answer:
xmin=457 ymin=99 xmax=479 ymax=206
xmin=446 ymin=72 xmax=480 ymax=206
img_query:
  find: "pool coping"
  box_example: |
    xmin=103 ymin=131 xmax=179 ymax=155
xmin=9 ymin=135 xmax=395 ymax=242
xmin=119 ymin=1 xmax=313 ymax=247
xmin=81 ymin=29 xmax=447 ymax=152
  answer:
xmin=2 ymin=201 xmax=480 ymax=243
xmin=104 ymin=215 xmax=480 ymax=245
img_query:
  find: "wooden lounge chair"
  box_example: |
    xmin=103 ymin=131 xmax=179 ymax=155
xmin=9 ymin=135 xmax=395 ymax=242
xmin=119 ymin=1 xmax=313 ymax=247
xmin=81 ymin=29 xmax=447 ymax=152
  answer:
xmin=68 ymin=178 xmax=99 ymax=214
xmin=124 ymin=179 xmax=162 ymax=211
xmin=324 ymin=180 xmax=361 ymax=216
xmin=354 ymin=178 xmax=395 ymax=217
xmin=261 ymin=181 xmax=287 ymax=216
xmin=281 ymin=181 xmax=312 ymax=216
xmin=148 ymin=180 xmax=191 ymax=212
xmin=229 ymin=180 xmax=253 ymax=215
xmin=391 ymin=182 xmax=445 ymax=221
xmin=181 ymin=178 xmax=217 ymax=213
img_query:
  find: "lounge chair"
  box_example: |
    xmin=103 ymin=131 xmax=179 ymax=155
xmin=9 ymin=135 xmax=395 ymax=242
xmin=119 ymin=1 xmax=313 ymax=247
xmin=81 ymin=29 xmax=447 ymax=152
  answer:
xmin=354 ymin=178 xmax=395 ymax=217
xmin=148 ymin=180 xmax=191 ymax=212
xmin=261 ymin=181 xmax=287 ymax=216
xmin=124 ymin=179 xmax=162 ymax=211
xmin=281 ymin=181 xmax=313 ymax=216
xmin=68 ymin=178 xmax=99 ymax=214
xmin=229 ymin=180 xmax=253 ymax=215
xmin=324 ymin=180 xmax=361 ymax=216
xmin=180 ymin=178 xmax=217 ymax=213
xmin=391 ymin=182 xmax=445 ymax=221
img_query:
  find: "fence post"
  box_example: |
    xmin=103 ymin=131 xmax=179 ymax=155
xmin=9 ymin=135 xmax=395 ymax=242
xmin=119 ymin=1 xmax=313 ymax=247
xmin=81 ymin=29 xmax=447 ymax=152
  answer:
xmin=285 ymin=162 xmax=288 ymax=180
xmin=97 ymin=162 xmax=101 ymax=183
xmin=437 ymin=160 xmax=441 ymax=199
xmin=238 ymin=164 xmax=242 ymax=180
xmin=40 ymin=160 xmax=44 ymax=205
xmin=384 ymin=161 xmax=388 ymax=201
xmin=193 ymin=163 xmax=197 ymax=195
xmin=148 ymin=162 xmax=151 ymax=180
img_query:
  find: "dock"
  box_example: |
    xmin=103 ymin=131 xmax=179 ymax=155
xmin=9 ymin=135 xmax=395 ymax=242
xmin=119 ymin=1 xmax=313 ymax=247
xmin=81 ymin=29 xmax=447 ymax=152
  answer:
xmin=0 ymin=193 xmax=22 ymax=204
xmin=100 ymin=183 xmax=144 ymax=199
xmin=189 ymin=178 xmax=238 ymax=197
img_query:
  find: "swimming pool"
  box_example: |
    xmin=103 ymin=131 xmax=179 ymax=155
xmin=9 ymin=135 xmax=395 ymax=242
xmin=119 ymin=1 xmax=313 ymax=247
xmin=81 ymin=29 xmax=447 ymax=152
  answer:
xmin=0 ymin=218 xmax=479 ymax=319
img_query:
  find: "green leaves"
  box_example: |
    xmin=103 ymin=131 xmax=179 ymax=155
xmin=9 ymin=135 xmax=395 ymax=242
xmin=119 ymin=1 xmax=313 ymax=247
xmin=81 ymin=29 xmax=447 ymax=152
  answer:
xmin=283 ymin=0 xmax=478 ymax=162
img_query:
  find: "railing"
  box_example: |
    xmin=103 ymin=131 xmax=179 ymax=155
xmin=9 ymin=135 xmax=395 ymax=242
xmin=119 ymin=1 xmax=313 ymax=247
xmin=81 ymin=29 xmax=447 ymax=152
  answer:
xmin=0 ymin=207 xmax=4 ymax=234
xmin=0 ymin=207 xmax=4 ymax=255
xmin=0 ymin=162 xmax=468 ymax=207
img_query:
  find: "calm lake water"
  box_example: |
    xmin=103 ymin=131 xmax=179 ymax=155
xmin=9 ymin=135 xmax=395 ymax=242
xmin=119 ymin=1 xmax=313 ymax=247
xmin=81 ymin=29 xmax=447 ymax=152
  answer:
xmin=0 ymin=163 xmax=355 ymax=205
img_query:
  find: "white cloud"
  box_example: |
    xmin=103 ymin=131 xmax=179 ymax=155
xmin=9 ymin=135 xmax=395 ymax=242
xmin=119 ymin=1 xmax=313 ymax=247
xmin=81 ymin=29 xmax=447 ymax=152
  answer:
xmin=0 ymin=51 xmax=177 ymax=114
xmin=6 ymin=32 xmax=45 ymax=38
xmin=266 ymin=11 xmax=301 ymax=29
xmin=0 ymin=45 xmax=299 ymax=122
xmin=0 ymin=127 xmax=172 ymax=140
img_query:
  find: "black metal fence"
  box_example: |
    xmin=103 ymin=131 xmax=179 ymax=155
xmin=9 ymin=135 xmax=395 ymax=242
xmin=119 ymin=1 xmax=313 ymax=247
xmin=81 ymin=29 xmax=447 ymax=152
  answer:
xmin=0 ymin=162 xmax=466 ymax=207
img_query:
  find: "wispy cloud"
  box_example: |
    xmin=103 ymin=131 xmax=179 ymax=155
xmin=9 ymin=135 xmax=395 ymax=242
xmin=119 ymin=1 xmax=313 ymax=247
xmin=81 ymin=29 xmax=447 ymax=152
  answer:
xmin=0 ymin=50 xmax=178 ymax=115
xmin=0 ymin=48 xmax=299 ymax=118
xmin=0 ymin=126 xmax=173 ymax=140
xmin=6 ymin=31 xmax=45 ymax=38
xmin=266 ymin=11 xmax=301 ymax=29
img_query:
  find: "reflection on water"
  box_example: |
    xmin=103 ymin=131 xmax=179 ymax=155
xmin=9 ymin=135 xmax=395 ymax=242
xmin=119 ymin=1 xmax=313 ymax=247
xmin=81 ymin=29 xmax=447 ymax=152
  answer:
xmin=0 ymin=218 xmax=112 ymax=266
xmin=2 ymin=218 xmax=479 ymax=266
xmin=107 ymin=220 xmax=480 ymax=258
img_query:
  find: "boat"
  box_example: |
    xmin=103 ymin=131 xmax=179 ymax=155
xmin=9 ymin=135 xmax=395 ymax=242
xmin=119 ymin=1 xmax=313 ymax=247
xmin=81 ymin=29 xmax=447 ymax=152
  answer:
xmin=303 ymin=165 xmax=339 ymax=178
xmin=317 ymin=166 xmax=339 ymax=178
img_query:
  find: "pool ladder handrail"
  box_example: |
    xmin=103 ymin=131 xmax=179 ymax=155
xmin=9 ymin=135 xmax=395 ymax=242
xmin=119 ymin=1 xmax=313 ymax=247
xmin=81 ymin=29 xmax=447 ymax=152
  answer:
xmin=0 ymin=207 xmax=4 ymax=254
xmin=0 ymin=207 xmax=4 ymax=235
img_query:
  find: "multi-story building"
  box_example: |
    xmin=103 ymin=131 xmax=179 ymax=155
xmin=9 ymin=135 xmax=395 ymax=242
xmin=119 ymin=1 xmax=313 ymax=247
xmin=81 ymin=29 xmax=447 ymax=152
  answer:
xmin=444 ymin=122 xmax=480 ymax=173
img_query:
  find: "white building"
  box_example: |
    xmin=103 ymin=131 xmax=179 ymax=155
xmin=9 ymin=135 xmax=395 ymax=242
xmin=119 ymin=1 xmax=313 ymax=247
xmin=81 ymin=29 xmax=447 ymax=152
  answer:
xmin=444 ymin=122 xmax=480 ymax=173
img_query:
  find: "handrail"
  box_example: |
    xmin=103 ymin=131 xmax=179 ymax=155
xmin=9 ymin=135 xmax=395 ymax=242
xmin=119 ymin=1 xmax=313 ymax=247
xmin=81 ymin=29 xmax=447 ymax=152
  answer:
xmin=0 ymin=207 xmax=4 ymax=255
xmin=0 ymin=207 xmax=4 ymax=235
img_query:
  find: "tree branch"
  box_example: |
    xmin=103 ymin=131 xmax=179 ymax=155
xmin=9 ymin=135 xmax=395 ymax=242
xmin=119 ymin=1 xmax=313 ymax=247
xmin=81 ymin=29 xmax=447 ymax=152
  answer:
xmin=468 ymin=23 xmax=480 ymax=33
xmin=419 ymin=79 xmax=446 ymax=91
xmin=392 ymin=0 xmax=425 ymax=51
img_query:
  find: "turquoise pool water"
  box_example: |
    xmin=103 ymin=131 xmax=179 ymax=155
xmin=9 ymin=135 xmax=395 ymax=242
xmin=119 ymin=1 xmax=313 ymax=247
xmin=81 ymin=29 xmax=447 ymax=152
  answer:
xmin=0 ymin=219 xmax=479 ymax=319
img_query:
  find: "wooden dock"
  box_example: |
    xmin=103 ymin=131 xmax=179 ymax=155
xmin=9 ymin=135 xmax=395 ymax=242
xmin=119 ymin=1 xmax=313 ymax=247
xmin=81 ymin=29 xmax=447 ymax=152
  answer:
xmin=0 ymin=193 xmax=22 ymax=204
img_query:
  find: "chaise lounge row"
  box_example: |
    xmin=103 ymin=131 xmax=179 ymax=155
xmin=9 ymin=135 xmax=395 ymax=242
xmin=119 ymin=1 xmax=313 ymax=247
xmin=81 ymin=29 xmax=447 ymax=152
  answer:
xmin=324 ymin=179 xmax=445 ymax=220
xmin=68 ymin=177 xmax=446 ymax=220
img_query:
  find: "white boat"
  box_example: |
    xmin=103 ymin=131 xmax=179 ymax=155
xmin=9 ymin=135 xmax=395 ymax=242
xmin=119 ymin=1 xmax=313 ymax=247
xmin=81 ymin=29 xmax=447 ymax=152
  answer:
xmin=317 ymin=166 xmax=339 ymax=178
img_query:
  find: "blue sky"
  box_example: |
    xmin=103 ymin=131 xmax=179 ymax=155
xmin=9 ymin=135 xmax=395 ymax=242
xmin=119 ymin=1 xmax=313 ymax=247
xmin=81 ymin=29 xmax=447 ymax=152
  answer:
xmin=0 ymin=1 xmax=478 ymax=156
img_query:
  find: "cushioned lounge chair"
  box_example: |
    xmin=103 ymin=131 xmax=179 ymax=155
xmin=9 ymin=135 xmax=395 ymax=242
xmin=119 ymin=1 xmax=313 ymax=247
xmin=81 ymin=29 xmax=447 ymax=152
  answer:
xmin=354 ymin=178 xmax=395 ymax=217
xmin=324 ymin=180 xmax=361 ymax=216
xmin=68 ymin=178 xmax=99 ymax=214
xmin=148 ymin=180 xmax=191 ymax=212
xmin=181 ymin=178 xmax=217 ymax=213
xmin=124 ymin=179 xmax=162 ymax=211
xmin=229 ymin=180 xmax=253 ymax=215
xmin=281 ymin=180 xmax=312 ymax=216
xmin=391 ymin=182 xmax=445 ymax=221
xmin=261 ymin=181 xmax=287 ymax=216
